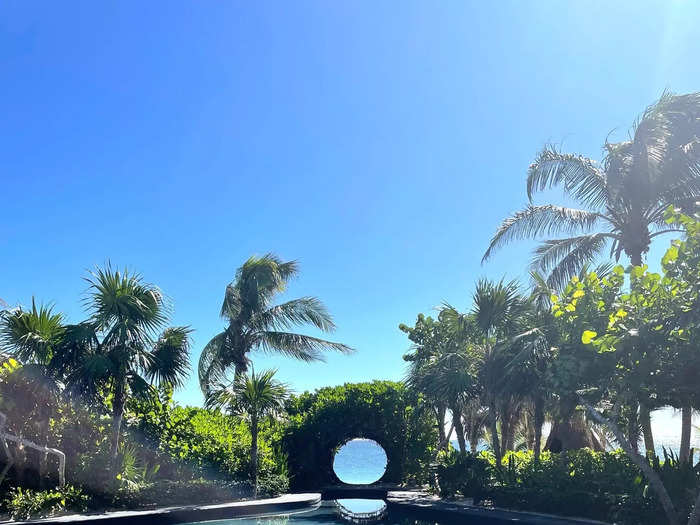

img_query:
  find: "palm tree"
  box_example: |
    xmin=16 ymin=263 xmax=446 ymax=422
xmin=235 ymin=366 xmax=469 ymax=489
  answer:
xmin=63 ymin=265 xmax=192 ymax=472
xmin=401 ymin=314 xmax=466 ymax=453
xmin=483 ymin=92 xmax=700 ymax=456
xmin=205 ymin=368 xmax=288 ymax=498
xmin=198 ymin=254 xmax=352 ymax=396
xmin=0 ymin=300 xmax=66 ymax=482
xmin=483 ymin=91 xmax=700 ymax=290
xmin=441 ymin=279 xmax=531 ymax=464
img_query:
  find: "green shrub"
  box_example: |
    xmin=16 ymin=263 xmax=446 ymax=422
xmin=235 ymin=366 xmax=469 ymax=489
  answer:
xmin=435 ymin=449 xmax=490 ymax=500
xmin=258 ymin=472 xmax=290 ymax=497
xmin=435 ymin=448 xmax=674 ymax=524
xmin=111 ymin=479 xmax=252 ymax=508
xmin=4 ymin=485 xmax=89 ymax=520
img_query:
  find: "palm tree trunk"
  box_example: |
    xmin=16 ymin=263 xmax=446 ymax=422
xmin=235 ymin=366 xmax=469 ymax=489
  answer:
xmin=534 ymin=396 xmax=544 ymax=462
xmin=250 ymin=413 xmax=259 ymax=498
xmin=110 ymin=380 xmax=126 ymax=475
xmin=451 ymin=407 xmax=466 ymax=454
xmin=680 ymin=404 xmax=692 ymax=463
xmin=436 ymin=405 xmax=447 ymax=451
xmin=639 ymin=402 xmax=655 ymax=456
xmin=501 ymin=413 xmax=510 ymax=454
xmin=488 ymin=400 xmax=501 ymax=465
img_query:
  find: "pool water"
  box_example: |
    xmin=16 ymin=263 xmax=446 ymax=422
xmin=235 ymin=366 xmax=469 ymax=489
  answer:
xmin=178 ymin=500 xmax=442 ymax=525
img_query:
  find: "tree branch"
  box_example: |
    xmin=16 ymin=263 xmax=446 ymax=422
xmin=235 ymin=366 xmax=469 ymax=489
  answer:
xmin=0 ymin=411 xmax=65 ymax=487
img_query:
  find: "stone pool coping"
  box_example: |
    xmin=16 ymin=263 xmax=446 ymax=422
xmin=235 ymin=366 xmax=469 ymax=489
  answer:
xmin=4 ymin=493 xmax=321 ymax=525
xmin=387 ymin=490 xmax=611 ymax=525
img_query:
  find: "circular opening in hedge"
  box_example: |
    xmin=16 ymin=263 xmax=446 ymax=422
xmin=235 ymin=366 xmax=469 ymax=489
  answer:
xmin=333 ymin=438 xmax=387 ymax=485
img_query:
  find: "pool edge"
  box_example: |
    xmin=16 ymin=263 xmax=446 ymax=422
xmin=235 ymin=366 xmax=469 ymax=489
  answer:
xmin=11 ymin=493 xmax=322 ymax=525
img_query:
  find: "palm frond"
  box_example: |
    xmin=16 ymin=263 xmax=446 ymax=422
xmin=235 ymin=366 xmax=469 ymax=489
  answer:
xmin=482 ymin=205 xmax=602 ymax=263
xmin=0 ymin=298 xmax=64 ymax=365
xmin=147 ymin=326 xmax=192 ymax=388
xmin=84 ymin=263 xmax=167 ymax=338
xmin=198 ymin=331 xmax=231 ymax=394
xmin=543 ymin=234 xmax=609 ymax=291
xmin=256 ymin=331 xmax=353 ymax=362
xmin=205 ymin=368 xmax=288 ymax=419
xmin=530 ymin=233 xmax=612 ymax=287
xmin=471 ymin=278 xmax=527 ymax=337
xmin=248 ymin=297 xmax=336 ymax=332
xmin=527 ymin=147 xmax=608 ymax=208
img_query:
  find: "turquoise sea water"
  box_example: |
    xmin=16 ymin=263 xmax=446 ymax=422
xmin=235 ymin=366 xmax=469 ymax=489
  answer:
xmin=333 ymin=439 xmax=388 ymax=484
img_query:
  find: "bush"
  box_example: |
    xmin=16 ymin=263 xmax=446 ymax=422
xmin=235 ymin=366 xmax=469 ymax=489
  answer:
xmin=125 ymin=389 xmax=287 ymax=485
xmin=258 ymin=472 xmax=290 ymax=497
xmin=435 ymin=450 xmax=490 ymax=500
xmin=112 ymin=479 xmax=253 ymax=508
xmin=435 ymin=448 xmax=672 ymax=524
xmin=4 ymin=485 xmax=89 ymax=520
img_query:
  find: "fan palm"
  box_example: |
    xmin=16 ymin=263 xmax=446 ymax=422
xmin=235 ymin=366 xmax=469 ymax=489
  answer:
xmin=0 ymin=300 xmax=66 ymax=481
xmin=198 ymin=254 xmax=352 ymax=396
xmin=63 ymin=265 xmax=192 ymax=471
xmin=483 ymin=91 xmax=700 ymax=291
xmin=205 ymin=368 xmax=288 ymax=498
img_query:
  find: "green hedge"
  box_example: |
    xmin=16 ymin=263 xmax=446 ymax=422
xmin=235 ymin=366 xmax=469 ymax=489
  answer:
xmin=435 ymin=449 xmax=696 ymax=524
xmin=283 ymin=381 xmax=436 ymax=489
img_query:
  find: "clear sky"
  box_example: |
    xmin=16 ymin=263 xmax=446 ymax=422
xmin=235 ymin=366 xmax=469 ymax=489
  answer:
xmin=2 ymin=1 xmax=700 ymax=407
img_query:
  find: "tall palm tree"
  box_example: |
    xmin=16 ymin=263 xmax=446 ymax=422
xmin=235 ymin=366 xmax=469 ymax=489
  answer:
xmin=205 ymin=368 xmax=288 ymax=498
xmin=198 ymin=254 xmax=352 ymax=396
xmin=483 ymin=91 xmax=700 ymax=291
xmin=63 ymin=265 xmax=192 ymax=471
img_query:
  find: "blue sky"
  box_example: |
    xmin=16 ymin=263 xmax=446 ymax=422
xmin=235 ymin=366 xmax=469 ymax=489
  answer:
xmin=2 ymin=1 xmax=700 ymax=406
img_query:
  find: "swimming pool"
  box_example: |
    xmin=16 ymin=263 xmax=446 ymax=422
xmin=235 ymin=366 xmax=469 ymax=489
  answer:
xmin=177 ymin=499 xmax=440 ymax=525
xmin=176 ymin=497 xmax=601 ymax=525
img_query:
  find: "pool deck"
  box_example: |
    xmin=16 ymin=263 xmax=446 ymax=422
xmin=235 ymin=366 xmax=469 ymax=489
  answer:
xmin=4 ymin=493 xmax=322 ymax=525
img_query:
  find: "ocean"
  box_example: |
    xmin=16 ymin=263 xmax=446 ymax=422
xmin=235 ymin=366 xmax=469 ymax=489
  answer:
xmin=333 ymin=438 xmax=388 ymax=484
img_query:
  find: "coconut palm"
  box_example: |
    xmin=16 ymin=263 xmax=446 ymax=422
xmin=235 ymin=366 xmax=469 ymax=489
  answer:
xmin=198 ymin=254 xmax=352 ymax=396
xmin=483 ymin=91 xmax=700 ymax=291
xmin=205 ymin=368 xmax=288 ymax=498
xmin=63 ymin=265 xmax=192 ymax=471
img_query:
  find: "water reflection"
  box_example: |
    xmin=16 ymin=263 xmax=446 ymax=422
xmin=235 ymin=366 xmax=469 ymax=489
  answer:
xmin=335 ymin=499 xmax=387 ymax=523
xmin=336 ymin=499 xmax=387 ymax=514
